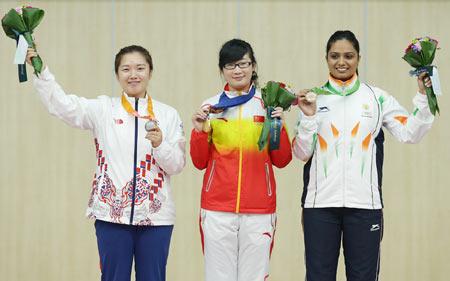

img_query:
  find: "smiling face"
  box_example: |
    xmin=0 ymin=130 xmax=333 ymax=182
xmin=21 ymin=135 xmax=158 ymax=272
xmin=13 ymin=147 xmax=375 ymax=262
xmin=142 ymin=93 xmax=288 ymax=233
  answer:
xmin=221 ymin=53 xmax=255 ymax=92
xmin=326 ymin=39 xmax=360 ymax=81
xmin=116 ymin=52 xmax=151 ymax=98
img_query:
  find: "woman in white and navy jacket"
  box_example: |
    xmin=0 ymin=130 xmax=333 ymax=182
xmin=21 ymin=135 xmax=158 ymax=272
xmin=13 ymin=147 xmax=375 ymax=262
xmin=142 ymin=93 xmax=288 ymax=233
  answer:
xmin=26 ymin=45 xmax=186 ymax=281
xmin=293 ymin=30 xmax=434 ymax=281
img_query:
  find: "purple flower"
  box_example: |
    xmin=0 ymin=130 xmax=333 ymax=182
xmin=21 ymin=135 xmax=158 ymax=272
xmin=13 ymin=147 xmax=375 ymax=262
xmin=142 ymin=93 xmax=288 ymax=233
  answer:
xmin=411 ymin=42 xmax=422 ymax=53
xmin=14 ymin=6 xmax=23 ymax=15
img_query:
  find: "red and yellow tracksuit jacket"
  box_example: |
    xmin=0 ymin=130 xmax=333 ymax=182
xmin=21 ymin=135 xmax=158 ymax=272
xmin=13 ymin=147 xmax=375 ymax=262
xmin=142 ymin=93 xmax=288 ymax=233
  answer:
xmin=190 ymin=87 xmax=292 ymax=214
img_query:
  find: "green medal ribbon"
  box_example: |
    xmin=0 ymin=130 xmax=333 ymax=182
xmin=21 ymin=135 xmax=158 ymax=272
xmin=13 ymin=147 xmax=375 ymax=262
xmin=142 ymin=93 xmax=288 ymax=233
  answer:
xmin=311 ymin=79 xmax=360 ymax=96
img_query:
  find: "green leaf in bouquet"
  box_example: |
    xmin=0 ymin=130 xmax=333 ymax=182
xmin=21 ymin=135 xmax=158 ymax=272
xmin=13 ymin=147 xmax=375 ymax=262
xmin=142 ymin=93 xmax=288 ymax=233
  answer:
xmin=261 ymin=86 xmax=268 ymax=105
xmin=276 ymin=87 xmax=296 ymax=110
xmin=257 ymin=113 xmax=272 ymax=151
xmin=263 ymin=81 xmax=279 ymax=105
xmin=402 ymin=51 xmax=424 ymax=68
xmin=1 ymin=9 xmax=27 ymax=39
xmin=420 ymin=40 xmax=436 ymax=66
xmin=22 ymin=7 xmax=44 ymax=31
xmin=425 ymin=86 xmax=439 ymax=116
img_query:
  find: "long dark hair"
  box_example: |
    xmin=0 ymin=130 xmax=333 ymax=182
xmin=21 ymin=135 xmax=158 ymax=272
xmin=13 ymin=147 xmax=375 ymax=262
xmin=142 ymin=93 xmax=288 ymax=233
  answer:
xmin=219 ymin=39 xmax=258 ymax=84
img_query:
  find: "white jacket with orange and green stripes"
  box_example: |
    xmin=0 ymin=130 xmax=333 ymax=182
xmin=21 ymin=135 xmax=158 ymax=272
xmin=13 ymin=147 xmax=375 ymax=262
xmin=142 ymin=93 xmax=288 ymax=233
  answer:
xmin=293 ymin=76 xmax=434 ymax=209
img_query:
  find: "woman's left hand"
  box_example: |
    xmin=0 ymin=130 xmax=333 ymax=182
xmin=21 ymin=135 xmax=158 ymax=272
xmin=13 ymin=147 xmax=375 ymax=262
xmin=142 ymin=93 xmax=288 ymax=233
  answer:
xmin=145 ymin=127 xmax=163 ymax=148
xmin=271 ymin=107 xmax=285 ymax=122
xmin=418 ymin=72 xmax=432 ymax=95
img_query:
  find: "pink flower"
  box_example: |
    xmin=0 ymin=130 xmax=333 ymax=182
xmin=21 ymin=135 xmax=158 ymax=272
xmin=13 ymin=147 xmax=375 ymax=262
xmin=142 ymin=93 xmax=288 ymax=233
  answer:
xmin=14 ymin=5 xmax=34 ymax=15
xmin=14 ymin=7 xmax=23 ymax=15
xmin=412 ymin=42 xmax=422 ymax=53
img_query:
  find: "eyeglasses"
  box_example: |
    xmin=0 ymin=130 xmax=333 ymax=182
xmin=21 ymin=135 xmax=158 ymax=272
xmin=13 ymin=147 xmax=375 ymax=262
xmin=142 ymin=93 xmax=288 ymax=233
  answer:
xmin=223 ymin=61 xmax=253 ymax=70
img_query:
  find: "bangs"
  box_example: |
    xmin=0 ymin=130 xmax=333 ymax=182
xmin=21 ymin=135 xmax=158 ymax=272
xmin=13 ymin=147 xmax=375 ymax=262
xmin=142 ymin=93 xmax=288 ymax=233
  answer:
xmin=219 ymin=46 xmax=248 ymax=67
xmin=219 ymin=39 xmax=254 ymax=69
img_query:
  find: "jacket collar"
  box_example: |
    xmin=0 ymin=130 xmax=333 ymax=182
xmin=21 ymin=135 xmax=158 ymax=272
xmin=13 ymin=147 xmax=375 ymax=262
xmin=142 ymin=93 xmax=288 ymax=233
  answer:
xmin=122 ymin=92 xmax=148 ymax=104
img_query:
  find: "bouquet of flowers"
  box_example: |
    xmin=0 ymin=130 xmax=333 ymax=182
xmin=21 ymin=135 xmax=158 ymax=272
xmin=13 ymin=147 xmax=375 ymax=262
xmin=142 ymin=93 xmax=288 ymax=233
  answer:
xmin=403 ymin=36 xmax=440 ymax=115
xmin=258 ymin=81 xmax=296 ymax=151
xmin=2 ymin=6 xmax=45 ymax=82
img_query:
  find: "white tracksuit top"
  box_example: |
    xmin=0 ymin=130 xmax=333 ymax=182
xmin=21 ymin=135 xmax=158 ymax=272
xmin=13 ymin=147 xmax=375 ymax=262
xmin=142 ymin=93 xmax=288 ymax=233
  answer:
xmin=33 ymin=68 xmax=186 ymax=225
xmin=293 ymin=77 xmax=434 ymax=209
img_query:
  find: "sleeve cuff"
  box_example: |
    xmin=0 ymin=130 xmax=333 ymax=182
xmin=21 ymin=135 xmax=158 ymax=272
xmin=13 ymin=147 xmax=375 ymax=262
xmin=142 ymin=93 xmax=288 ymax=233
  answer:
xmin=34 ymin=66 xmax=54 ymax=81
xmin=413 ymin=92 xmax=434 ymax=123
xmin=297 ymin=112 xmax=318 ymax=134
xmin=152 ymin=139 xmax=170 ymax=152
xmin=302 ymin=114 xmax=317 ymax=121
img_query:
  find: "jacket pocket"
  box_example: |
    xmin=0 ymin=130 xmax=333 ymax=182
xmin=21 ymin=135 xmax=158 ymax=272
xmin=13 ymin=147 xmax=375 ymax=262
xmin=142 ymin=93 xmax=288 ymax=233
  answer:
xmin=205 ymin=160 xmax=216 ymax=192
xmin=265 ymin=163 xmax=272 ymax=196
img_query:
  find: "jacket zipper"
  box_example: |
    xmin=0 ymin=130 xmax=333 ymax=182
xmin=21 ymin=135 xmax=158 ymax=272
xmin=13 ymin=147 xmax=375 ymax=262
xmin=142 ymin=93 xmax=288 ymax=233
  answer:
xmin=342 ymin=94 xmax=346 ymax=206
xmin=235 ymin=103 xmax=244 ymax=213
xmin=129 ymin=98 xmax=139 ymax=225
xmin=205 ymin=160 xmax=216 ymax=192
xmin=265 ymin=163 xmax=272 ymax=196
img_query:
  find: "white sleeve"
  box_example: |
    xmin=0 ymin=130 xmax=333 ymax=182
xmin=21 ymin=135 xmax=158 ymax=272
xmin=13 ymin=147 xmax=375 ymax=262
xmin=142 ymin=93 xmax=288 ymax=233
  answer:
xmin=382 ymin=91 xmax=434 ymax=144
xmin=152 ymin=111 xmax=186 ymax=175
xmin=292 ymin=112 xmax=318 ymax=161
xmin=32 ymin=67 xmax=101 ymax=130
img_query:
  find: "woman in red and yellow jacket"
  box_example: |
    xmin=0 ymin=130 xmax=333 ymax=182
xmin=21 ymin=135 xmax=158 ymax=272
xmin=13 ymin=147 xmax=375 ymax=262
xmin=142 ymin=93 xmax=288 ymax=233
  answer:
xmin=190 ymin=39 xmax=292 ymax=281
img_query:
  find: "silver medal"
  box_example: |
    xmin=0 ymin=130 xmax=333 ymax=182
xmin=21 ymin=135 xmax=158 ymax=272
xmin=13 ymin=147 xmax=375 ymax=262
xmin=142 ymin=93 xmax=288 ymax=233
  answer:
xmin=145 ymin=120 xmax=157 ymax=132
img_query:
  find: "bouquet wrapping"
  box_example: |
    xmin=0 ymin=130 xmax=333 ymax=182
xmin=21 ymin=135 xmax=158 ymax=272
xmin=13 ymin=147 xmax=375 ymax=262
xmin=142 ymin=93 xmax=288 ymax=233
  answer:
xmin=2 ymin=6 xmax=44 ymax=82
xmin=258 ymin=81 xmax=296 ymax=151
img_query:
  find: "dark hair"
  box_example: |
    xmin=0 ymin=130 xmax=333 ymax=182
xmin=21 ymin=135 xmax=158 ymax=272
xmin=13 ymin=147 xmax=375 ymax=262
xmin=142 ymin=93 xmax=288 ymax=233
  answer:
xmin=326 ymin=30 xmax=360 ymax=55
xmin=219 ymin=39 xmax=258 ymax=83
xmin=114 ymin=45 xmax=153 ymax=74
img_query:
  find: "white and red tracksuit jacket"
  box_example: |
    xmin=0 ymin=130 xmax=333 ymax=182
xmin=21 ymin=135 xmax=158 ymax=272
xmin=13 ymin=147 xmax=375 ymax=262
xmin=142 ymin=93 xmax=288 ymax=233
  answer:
xmin=33 ymin=67 xmax=186 ymax=225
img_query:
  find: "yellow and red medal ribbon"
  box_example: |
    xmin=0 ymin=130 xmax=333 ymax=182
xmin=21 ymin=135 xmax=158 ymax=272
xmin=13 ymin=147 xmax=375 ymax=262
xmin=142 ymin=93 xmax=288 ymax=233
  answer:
xmin=121 ymin=93 xmax=155 ymax=120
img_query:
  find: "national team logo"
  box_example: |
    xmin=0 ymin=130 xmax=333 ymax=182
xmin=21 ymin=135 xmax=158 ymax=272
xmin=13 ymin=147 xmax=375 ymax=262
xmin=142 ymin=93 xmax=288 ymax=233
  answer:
xmin=254 ymin=115 xmax=265 ymax=123
xmin=361 ymin=104 xmax=373 ymax=118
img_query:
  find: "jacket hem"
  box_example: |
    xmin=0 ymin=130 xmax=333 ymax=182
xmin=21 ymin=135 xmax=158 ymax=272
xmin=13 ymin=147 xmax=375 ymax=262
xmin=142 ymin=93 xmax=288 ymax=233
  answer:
xmin=86 ymin=215 xmax=175 ymax=226
xmin=302 ymin=202 xmax=383 ymax=210
xmin=201 ymin=204 xmax=276 ymax=214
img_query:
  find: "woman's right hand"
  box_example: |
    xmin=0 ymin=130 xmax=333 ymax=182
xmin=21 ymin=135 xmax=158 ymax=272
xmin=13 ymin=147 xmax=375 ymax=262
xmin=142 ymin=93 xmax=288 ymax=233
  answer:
xmin=192 ymin=106 xmax=210 ymax=132
xmin=26 ymin=48 xmax=38 ymax=66
xmin=296 ymin=89 xmax=317 ymax=116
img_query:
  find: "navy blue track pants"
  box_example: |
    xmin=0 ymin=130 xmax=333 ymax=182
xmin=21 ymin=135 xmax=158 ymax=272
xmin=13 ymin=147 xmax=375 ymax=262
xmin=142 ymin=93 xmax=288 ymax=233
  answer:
xmin=302 ymin=208 xmax=383 ymax=281
xmin=95 ymin=220 xmax=173 ymax=281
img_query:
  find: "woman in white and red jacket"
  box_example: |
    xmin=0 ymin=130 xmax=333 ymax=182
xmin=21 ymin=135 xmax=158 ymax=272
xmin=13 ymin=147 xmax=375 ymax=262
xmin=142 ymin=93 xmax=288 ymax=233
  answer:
xmin=27 ymin=45 xmax=185 ymax=281
xmin=190 ymin=39 xmax=292 ymax=281
xmin=293 ymin=30 xmax=434 ymax=281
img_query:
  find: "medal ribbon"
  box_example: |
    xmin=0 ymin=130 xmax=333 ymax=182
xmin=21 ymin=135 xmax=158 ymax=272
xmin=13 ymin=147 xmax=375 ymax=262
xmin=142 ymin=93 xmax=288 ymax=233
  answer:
xmin=325 ymin=79 xmax=360 ymax=96
xmin=121 ymin=93 xmax=155 ymax=120
xmin=211 ymin=84 xmax=256 ymax=110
